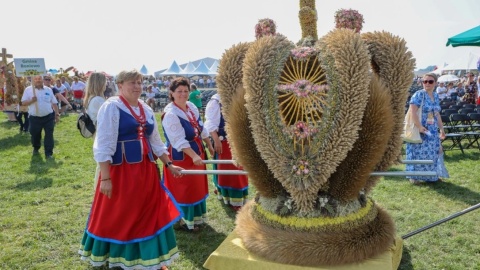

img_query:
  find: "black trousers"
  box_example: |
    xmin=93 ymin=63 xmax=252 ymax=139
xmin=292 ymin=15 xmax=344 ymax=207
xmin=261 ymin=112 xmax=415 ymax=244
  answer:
xmin=14 ymin=112 xmax=29 ymax=132
xmin=29 ymin=113 xmax=55 ymax=156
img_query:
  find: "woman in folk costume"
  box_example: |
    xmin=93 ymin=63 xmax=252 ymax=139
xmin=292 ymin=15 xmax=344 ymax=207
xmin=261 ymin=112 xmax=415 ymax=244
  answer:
xmin=162 ymin=77 xmax=214 ymax=232
xmin=204 ymin=93 xmax=248 ymax=211
xmin=79 ymin=70 xmax=184 ymax=270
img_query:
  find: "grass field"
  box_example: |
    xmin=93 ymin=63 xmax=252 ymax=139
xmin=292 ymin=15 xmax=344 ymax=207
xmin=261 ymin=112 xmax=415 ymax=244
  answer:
xmin=0 ymin=111 xmax=479 ymax=270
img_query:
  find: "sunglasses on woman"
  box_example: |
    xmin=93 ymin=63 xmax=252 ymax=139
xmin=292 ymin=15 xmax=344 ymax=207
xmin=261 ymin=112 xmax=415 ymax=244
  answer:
xmin=422 ymin=80 xmax=435 ymax=84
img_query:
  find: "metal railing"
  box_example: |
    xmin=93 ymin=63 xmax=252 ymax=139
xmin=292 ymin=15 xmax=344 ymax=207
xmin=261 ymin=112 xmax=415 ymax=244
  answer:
xmin=178 ymin=160 xmax=436 ymax=177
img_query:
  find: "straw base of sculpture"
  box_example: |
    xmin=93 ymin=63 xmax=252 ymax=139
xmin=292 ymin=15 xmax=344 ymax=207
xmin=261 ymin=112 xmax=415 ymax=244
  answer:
xmin=235 ymin=200 xmax=396 ymax=266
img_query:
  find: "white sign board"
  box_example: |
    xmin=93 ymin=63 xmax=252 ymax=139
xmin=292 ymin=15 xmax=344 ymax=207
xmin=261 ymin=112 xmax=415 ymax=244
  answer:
xmin=13 ymin=58 xmax=46 ymax=77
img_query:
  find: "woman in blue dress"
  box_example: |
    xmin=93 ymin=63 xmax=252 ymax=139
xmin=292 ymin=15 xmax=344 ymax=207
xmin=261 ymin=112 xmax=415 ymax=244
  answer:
xmin=406 ymin=73 xmax=447 ymax=184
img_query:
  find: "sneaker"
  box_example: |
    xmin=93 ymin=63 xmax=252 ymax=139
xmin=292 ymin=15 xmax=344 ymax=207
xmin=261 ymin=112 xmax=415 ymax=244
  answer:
xmin=32 ymin=149 xmax=40 ymax=155
xmin=46 ymin=155 xmax=54 ymax=159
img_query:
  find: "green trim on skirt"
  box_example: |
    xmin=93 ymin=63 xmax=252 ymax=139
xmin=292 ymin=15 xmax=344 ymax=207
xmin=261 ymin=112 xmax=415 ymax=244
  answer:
xmin=218 ymin=188 xmax=248 ymax=206
xmin=180 ymin=201 xmax=207 ymax=229
xmin=79 ymin=227 xmax=178 ymax=269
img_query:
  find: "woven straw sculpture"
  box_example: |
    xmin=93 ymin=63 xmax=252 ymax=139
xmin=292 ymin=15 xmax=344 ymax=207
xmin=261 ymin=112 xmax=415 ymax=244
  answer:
xmin=216 ymin=0 xmax=415 ymax=266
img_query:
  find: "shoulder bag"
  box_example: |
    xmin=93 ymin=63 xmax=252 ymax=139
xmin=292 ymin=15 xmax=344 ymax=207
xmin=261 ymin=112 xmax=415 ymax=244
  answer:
xmin=402 ymin=91 xmax=425 ymax=143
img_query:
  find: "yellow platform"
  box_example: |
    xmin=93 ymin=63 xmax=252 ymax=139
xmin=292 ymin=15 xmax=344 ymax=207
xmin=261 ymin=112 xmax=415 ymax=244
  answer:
xmin=204 ymin=231 xmax=403 ymax=270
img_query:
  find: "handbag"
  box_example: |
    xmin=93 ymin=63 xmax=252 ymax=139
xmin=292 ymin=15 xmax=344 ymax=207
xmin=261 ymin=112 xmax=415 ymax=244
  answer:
xmin=77 ymin=99 xmax=96 ymax=138
xmin=402 ymin=91 xmax=425 ymax=143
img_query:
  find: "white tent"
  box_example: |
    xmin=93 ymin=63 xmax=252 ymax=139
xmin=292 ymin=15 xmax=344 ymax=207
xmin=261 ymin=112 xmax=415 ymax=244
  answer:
xmin=139 ymin=65 xmax=149 ymax=75
xmin=208 ymin=60 xmax=219 ymax=77
xmin=191 ymin=60 xmax=211 ymax=76
xmin=160 ymin=60 xmax=182 ymax=76
xmin=442 ymin=52 xmax=480 ymax=71
xmin=179 ymin=61 xmax=197 ymax=77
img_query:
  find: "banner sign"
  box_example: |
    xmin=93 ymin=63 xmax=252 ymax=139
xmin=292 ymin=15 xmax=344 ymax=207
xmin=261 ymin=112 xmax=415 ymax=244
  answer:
xmin=13 ymin=58 xmax=46 ymax=77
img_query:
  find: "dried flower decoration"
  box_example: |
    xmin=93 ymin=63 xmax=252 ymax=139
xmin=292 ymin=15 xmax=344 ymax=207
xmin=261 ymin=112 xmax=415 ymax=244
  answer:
xmin=292 ymin=160 xmax=311 ymax=176
xmin=276 ymin=79 xmax=327 ymax=98
xmin=334 ymin=8 xmax=364 ymax=33
xmin=284 ymin=121 xmax=319 ymax=140
xmin=291 ymin=47 xmax=317 ymax=61
xmin=255 ymin=18 xmax=277 ymax=39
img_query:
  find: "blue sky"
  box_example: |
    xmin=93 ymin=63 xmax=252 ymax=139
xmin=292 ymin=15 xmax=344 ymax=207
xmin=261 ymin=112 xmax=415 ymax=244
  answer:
xmin=3 ymin=0 xmax=479 ymax=75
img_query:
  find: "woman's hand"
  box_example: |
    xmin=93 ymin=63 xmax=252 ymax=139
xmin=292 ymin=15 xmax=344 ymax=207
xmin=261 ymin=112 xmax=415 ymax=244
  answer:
xmin=419 ymin=126 xmax=428 ymax=133
xmin=208 ymin=144 xmax=215 ymax=157
xmin=439 ymin=129 xmax=446 ymax=140
xmin=168 ymin=164 xmax=184 ymax=178
xmin=213 ymin=138 xmax=222 ymax=155
xmin=100 ymin=179 xmax=112 ymax=199
xmin=192 ymin=154 xmax=203 ymax=166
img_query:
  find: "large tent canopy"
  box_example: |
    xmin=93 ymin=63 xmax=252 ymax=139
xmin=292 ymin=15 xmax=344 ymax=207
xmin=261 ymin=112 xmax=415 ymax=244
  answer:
xmin=154 ymin=57 xmax=218 ymax=77
xmin=139 ymin=65 xmax=149 ymax=75
xmin=446 ymin=25 xmax=480 ymax=47
xmin=432 ymin=52 xmax=480 ymax=75
xmin=191 ymin=60 xmax=211 ymax=76
xmin=159 ymin=60 xmax=182 ymax=76
xmin=179 ymin=61 xmax=197 ymax=77
xmin=208 ymin=59 xmax=219 ymax=76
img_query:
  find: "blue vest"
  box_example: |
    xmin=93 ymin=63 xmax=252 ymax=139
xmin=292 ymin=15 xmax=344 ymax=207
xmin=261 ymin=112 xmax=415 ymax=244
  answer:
xmin=163 ymin=115 xmax=205 ymax=161
xmin=111 ymin=109 xmax=156 ymax=165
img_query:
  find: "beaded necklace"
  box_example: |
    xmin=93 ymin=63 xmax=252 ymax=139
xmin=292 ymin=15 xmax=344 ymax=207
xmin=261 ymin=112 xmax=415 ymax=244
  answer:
xmin=119 ymin=96 xmax=146 ymax=139
xmin=173 ymin=102 xmax=200 ymax=137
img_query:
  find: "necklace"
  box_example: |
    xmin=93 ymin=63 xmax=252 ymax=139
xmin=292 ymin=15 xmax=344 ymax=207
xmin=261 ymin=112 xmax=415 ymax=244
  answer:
xmin=119 ymin=96 xmax=146 ymax=139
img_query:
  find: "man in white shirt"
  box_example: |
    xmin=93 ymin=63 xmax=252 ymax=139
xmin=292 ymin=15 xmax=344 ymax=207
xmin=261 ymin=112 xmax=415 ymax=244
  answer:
xmin=61 ymin=76 xmax=71 ymax=92
xmin=21 ymin=75 xmax=60 ymax=159
xmin=152 ymin=82 xmax=161 ymax=94
xmin=436 ymin=82 xmax=447 ymax=100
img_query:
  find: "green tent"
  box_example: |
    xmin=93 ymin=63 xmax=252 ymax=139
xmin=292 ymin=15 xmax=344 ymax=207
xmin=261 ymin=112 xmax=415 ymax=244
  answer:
xmin=446 ymin=25 xmax=480 ymax=47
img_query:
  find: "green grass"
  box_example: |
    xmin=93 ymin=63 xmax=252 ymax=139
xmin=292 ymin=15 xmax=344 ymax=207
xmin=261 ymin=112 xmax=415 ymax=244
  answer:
xmin=0 ymin=112 xmax=479 ymax=269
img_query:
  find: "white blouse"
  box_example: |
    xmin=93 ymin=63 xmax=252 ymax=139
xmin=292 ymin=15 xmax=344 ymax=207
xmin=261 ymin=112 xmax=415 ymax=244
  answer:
xmin=204 ymin=94 xmax=221 ymax=133
xmin=162 ymin=101 xmax=209 ymax=152
xmin=87 ymin=96 xmax=106 ymax=124
xmin=93 ymin=97 xmax=168 ymax=163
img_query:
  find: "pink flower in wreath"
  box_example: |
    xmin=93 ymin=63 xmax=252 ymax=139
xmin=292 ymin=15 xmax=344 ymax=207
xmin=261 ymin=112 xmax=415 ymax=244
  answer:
xmin=334 ymin=8 xmax=364 ymax=33
xmin=255 ymin=18 xmax=277 ymax=39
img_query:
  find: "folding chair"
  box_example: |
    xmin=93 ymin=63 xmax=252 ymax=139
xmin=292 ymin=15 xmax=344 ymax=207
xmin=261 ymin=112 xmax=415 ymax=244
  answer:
xmin=462 ymin=104 xmax=476 ymax=109
xmin=468 ymin=113 xmax=480 ymax=131
xmin=449 ymin=113 xmax=480 ymax=150
xmin=441 ymin=115 xmax=464 ymax=154
xmin=449 ymin=105 xmax=462 ymax=111
xmin=442 ymin=109 xmax=457 ymax=117
xmin=458 ymin=108 xmax=474 ymax=115
xmin=440 ymin=104 xmax=451 ymax=111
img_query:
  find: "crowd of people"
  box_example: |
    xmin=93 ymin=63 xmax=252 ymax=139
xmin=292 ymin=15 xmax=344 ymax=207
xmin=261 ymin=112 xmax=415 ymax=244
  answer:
xmin=5 ymin=67 xmax=479 ymax=268
xmin=412 ymin=72 xmax=480 ymax=104
xmin=143 ymin=76 xmax=217 ymax=91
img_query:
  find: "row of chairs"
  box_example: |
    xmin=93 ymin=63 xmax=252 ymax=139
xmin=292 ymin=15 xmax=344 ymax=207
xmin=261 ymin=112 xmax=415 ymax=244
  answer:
xmin=440 ymin=103 xmax=480 ymax=110
xmin=442 ymin=107 xmax=480 ymax=117
xmin=441 ymin=113 xmax=480 ymax=154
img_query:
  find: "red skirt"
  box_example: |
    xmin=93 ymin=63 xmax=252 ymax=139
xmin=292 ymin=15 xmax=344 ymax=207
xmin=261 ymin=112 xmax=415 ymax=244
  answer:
xmin=164 ymin=144 xmax=209 ymax=206
xmin=86 ymin=157 xmax=181 ymax=243
xmin=73 ymin=90 xmax=84 ymax=99
xmin=217 ymin=140 xmax=248 ymax=190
